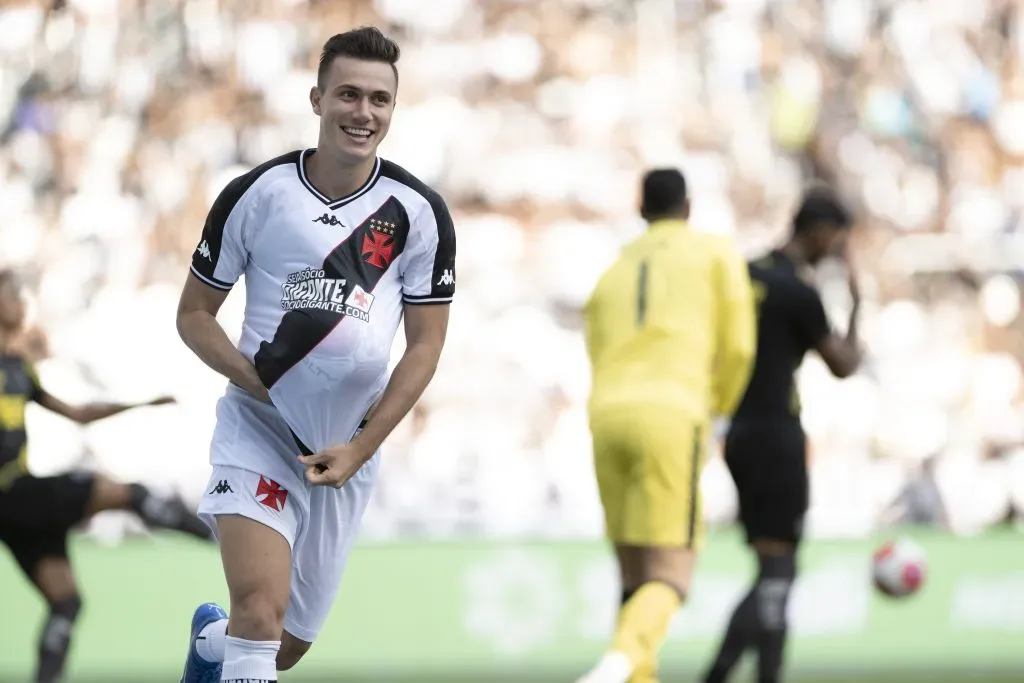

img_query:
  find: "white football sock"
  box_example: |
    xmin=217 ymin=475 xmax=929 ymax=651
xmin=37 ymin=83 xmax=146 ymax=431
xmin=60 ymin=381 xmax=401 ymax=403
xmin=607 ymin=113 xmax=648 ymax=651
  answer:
xmin=576 ymin=650 xmax=633 ymax=683
xmin=220 ymin=635 xmax=279 ymax=682
xmin=196 ymin=618 xmax=228 ymax=662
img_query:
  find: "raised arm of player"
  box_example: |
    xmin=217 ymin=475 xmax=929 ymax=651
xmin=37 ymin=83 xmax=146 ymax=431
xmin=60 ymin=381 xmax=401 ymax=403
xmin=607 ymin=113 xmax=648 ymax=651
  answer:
xmin=35 ymin=391 xmax=175 ymax=424
xmin=25 ymin=364 xmax=176 ymax=424
xmin=710 ymin=240 xmax=757 ymax=418
xmin=176 ymin=276 xmax=268 ymax=402
xmin=811 ymin=250 xmax=861 ymax=379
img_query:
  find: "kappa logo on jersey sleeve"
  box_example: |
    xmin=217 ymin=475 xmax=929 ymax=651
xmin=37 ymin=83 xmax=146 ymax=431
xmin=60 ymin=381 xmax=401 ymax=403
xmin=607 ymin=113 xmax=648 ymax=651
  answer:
xmin=437 ymin=269 xmax=455 ymax=287
xmin=196 ymin=240 xmax=212 ymax=261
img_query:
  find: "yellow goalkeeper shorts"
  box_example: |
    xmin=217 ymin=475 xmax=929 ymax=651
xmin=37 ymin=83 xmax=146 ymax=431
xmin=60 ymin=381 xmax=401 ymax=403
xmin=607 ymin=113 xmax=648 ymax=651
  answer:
xmin=590 ymin=404 xmax=706 ymax=549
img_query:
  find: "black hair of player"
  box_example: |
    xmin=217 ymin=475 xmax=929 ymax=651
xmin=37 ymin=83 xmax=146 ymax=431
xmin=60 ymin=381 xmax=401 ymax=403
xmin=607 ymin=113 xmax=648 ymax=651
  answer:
xmin=791 ymin=188 xmax=851 ymax=234
xmin=640 ymin=168 xmax=689 ymax=222
xmin=317 ymin=27 xmax=401 ymax=91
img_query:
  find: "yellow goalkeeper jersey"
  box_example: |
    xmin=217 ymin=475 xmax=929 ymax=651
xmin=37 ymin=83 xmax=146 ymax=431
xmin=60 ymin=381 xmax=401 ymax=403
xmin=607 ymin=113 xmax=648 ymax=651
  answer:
xmin=583 ymin=219 xmax=757 ymax=419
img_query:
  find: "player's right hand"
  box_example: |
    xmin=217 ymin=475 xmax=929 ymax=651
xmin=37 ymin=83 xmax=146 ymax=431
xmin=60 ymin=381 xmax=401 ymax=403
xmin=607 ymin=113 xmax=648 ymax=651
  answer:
xmin=298 ymin=442 xmax=373 ymax=488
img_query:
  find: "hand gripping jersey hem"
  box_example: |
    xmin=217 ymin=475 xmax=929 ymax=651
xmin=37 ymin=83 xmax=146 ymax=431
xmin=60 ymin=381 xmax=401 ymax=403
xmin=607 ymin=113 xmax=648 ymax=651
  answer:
xmin=190 ymin=265 xmax=233 ymax=291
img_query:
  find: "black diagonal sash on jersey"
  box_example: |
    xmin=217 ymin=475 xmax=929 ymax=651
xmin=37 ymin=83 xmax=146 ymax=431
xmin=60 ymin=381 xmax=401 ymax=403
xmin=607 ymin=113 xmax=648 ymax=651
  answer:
xmin=254 ymin=196 xmax=410 ymax=389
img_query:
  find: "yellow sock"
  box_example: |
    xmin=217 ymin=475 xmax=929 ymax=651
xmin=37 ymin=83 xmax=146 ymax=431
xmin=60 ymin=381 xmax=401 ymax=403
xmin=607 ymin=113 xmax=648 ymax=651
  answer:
xmin=611 ymin=582 xmax=681 ymax=670
xmin=627 ymin=672 xmax=658 ymax=683
xmin=624 ymin=629 xmax=660 ymax=683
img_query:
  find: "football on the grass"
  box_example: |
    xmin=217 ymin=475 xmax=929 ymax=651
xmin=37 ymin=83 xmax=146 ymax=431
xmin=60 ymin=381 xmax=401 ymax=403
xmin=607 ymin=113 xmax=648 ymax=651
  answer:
xmin=872 ymin=538 xmax=927 ymax=598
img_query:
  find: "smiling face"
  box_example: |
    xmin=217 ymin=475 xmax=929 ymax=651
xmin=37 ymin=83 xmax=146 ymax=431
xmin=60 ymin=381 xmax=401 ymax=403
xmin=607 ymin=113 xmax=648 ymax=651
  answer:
xmin=310 ymin=56 xmax=397 ymax=165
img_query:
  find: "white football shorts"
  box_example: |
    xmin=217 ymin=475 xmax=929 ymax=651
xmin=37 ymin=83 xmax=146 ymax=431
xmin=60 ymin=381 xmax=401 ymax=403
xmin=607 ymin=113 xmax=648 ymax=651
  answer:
xmin=197 ymin=384 xmax=380 ymax=642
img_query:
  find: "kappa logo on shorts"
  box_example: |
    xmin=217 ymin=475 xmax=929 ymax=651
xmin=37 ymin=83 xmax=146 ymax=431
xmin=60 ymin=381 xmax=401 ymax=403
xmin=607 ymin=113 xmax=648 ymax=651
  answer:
xmin=255 ymin=475 xmax=288 ymax=512
xmin=208 ymin=480 xmax=233 ymax=495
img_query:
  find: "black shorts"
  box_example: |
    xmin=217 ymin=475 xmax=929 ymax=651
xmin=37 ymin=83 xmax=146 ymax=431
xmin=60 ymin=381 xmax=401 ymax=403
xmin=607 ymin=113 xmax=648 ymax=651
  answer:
xmin=724 ymin=419 xmax=808 ymax=545
xmin=0 ymin=472 xmax=94 ymax=576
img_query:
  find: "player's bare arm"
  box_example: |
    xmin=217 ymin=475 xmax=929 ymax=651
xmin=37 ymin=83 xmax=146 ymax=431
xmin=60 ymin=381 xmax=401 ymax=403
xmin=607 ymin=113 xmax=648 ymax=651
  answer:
xmin=176 ymin=274 xmax=269 ymax=402
xmin=35 ymin=389 xmax=174 ymax=425
xmin=299 ymin=303 xmax=449 ymax=488
xmin=815 ymin=247 xmax=862 ymax=379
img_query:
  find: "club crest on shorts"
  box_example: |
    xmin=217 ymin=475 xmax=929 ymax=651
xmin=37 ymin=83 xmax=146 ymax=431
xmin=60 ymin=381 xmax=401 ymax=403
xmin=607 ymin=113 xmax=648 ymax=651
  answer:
xmin=255 ymin=475 xmax=288 ymax=512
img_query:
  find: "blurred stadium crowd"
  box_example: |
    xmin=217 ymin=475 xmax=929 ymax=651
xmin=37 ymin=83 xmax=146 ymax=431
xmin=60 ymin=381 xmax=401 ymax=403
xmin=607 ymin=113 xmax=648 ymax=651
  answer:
xmin=2 ymin=0 xmax=1024 ymax=542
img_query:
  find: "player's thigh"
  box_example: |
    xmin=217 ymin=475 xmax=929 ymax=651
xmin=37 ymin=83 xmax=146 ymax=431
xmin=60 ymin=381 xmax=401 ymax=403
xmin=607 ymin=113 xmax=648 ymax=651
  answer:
xmin=31 ymin=555 xmax=79 ymax=603
xmin=283 ymin=452 xmax=381 ymax=644
xmin=725 ymin=421 xmax=808 ymax=545
xmin=217 ymin=513 xmax=293 ymax=635
xmin=201 ymin=464 xmax=307 ymax=625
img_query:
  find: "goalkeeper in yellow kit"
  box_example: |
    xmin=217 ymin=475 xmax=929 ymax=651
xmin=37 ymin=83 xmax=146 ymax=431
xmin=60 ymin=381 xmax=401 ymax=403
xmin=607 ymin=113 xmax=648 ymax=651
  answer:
xmin=577 ymin=169 xmax=757 ymax=683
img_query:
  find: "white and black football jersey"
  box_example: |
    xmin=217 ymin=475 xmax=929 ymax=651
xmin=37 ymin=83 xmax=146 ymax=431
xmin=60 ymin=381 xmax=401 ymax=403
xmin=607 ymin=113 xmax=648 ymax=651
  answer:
xmin=190 ymin=149 xmax=456 ymax=455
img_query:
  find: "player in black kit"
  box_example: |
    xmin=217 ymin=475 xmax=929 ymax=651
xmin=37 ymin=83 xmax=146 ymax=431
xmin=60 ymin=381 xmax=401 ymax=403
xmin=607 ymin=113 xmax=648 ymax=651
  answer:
xmin=702 ymin=188 xmax=863 ymax=683
xmin=0 ymin=270 xmax=212 ymax=683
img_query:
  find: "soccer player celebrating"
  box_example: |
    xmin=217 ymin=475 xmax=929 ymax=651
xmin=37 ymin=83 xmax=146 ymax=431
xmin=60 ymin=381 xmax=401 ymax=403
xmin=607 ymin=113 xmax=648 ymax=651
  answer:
xmin=577 ymin=169 xmax=756 ymax=683
xmin=0 ymin=269 xmax=211 ymax=683
xmin=175 ymin=27 xmax=455 ymax=683
xmin=701 ymin=188 xmax=861 ymax=683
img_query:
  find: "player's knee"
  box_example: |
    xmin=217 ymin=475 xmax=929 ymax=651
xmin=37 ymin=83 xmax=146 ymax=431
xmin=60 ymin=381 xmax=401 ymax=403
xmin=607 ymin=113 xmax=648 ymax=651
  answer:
xmin=752 ymin=538 xmax=794 ymax=557
xmin=643 ymin=548 xmax=694 ymax=600
xmin=276 ymin=639 xmax=311 ymax=671
xmin=755 ymin=578 xmax=792 ymax=631
xmin=40 ymin=595 xmax=82 ymax=654
xmin=50 ymin=594 xmax=82 ymax=622
xmin=229 ymin=595 xmax=286 ymax=641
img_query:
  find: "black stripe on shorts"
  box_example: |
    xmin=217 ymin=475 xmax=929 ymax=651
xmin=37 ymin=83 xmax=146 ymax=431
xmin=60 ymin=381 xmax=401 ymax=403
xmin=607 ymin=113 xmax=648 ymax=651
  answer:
xmin=686 ymin=424 xmax=701 ymax=548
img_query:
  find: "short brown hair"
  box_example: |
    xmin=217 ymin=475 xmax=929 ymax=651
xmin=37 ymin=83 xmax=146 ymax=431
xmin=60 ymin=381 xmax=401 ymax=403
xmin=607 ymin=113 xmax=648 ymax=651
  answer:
xmin=317 ymin=27 xmax=400 ymax=90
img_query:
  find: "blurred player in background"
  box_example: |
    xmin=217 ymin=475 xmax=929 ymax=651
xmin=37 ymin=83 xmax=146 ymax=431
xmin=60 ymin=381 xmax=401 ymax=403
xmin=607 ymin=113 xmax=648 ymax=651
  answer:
xmin=702 ymin=188 xmax=861 ymax=683
xmin=175 ymin=26 xmax=455 ymax=683
xmin=578 ymin=169 xmax=757 ymax=683
xmin=0 ymin=269 xmax=211 ymax=683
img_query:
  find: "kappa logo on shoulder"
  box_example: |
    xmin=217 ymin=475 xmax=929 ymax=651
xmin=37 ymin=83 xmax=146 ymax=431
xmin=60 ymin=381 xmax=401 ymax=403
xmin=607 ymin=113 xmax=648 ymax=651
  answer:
xmin=437 ymin=269 xmax=455 ymax=287
xmin=196 ymin=240 xmax=212 ymax=261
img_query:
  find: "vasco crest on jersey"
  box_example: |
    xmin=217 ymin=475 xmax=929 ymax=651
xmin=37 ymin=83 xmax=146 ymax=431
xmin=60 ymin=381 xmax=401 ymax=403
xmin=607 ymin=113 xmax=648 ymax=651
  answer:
xmin=363 ymin=218 xmax=396 ymax=269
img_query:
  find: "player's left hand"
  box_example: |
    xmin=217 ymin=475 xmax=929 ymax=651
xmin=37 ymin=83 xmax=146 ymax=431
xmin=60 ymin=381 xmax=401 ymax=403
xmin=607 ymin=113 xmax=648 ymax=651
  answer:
xmin=147 ymin=395 xmax=177 ymax=407
xmin=298 ymin=443 xmax=372 ymax=488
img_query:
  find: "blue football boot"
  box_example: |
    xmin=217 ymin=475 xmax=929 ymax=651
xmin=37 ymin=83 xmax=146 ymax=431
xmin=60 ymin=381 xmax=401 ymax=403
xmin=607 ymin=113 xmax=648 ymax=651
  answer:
xmin=180 ymin=602 xmax=227 ymax=683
